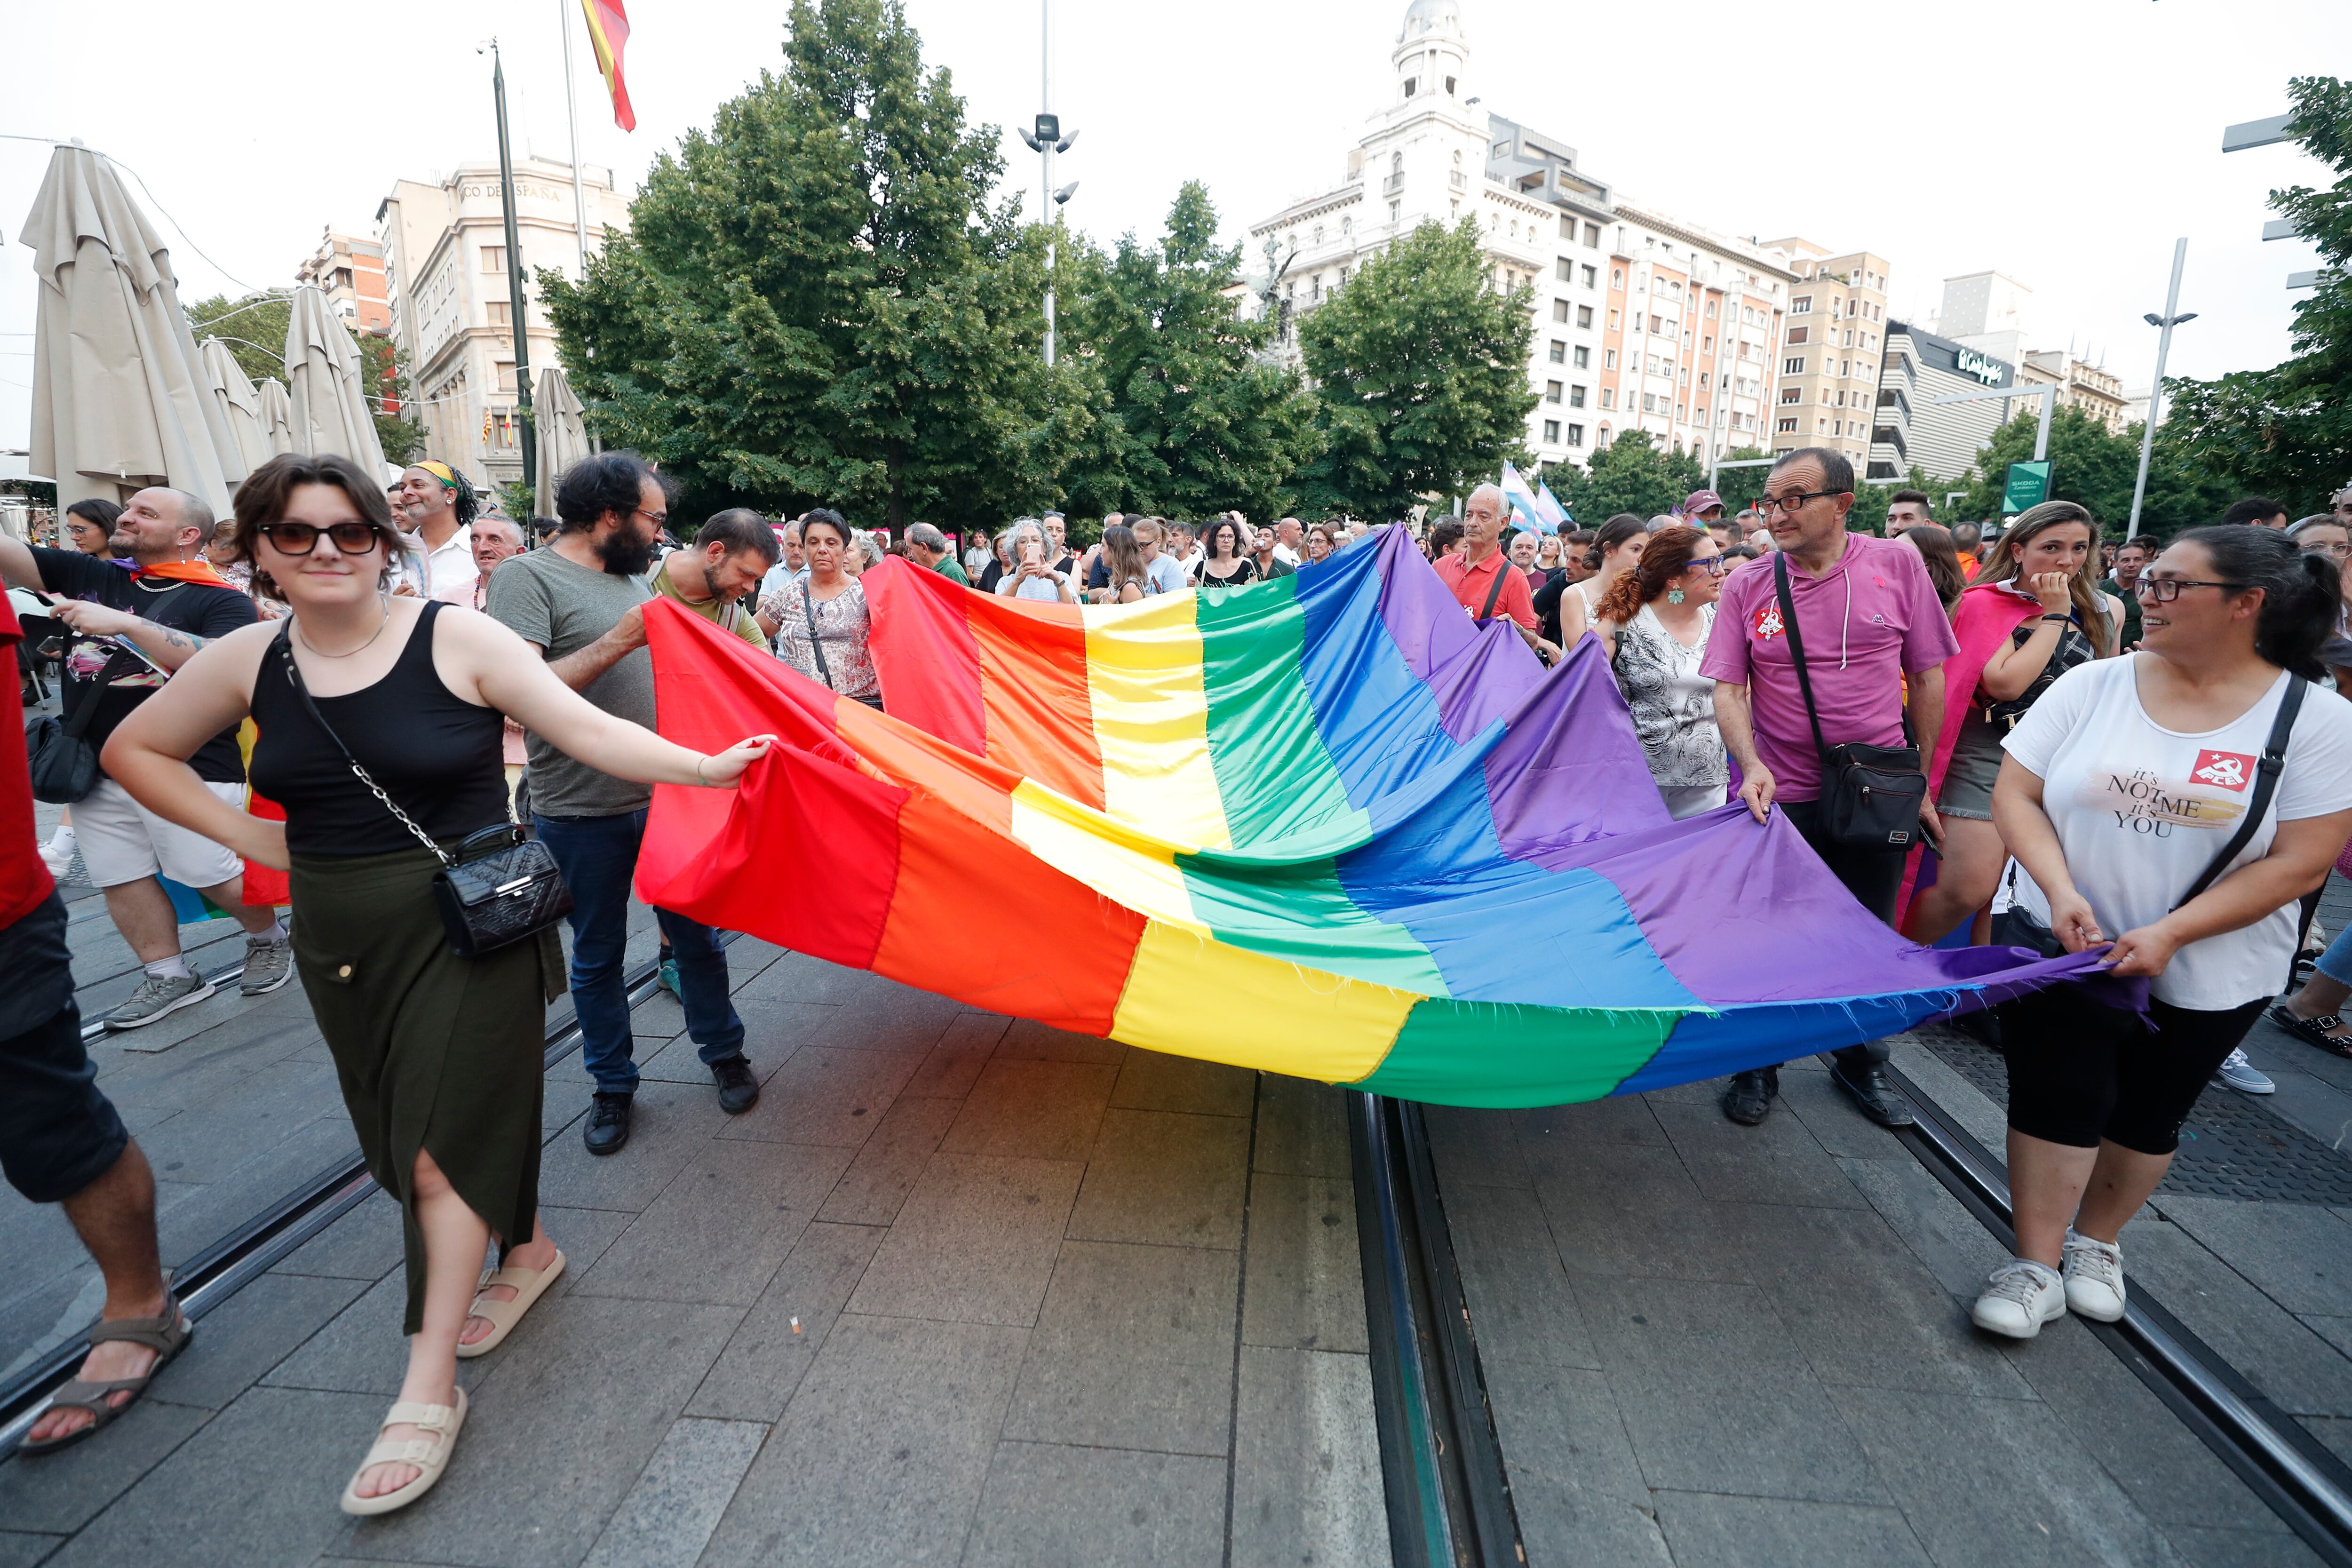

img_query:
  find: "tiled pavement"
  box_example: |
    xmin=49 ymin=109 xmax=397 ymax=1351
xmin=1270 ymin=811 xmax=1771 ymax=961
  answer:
xmin=0 ymin=939 xmax=1388 ymax=1567
xmin=1431 ymin=1039 xmax=2345 ymax=1568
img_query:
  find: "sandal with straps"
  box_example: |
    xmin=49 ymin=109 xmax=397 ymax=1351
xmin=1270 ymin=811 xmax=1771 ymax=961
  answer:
xmin=340 ymin=1385 xmax=468 ymax=1516
xmin=2269 ymin=1004 xmax=2352 ymax=1059
xmin=454 ymin=1248 xmax=564 ymax=1360
xmin=19 ymin=1281 xmax=191 ymax=1456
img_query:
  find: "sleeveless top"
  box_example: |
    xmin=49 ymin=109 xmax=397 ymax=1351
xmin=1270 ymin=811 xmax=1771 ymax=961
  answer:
xmin=249 ymin=601 xmax=511 ymax=857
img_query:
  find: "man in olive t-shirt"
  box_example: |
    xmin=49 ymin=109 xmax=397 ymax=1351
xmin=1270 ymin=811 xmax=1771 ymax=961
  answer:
xmin=648 ymin=509 xmax=777 ymax=648
xmin=486 ymin=455 xmax=760 ymax=1154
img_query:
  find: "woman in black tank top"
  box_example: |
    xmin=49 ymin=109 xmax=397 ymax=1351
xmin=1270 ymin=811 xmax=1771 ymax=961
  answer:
xmin=101 ymin=454 xmax=775 ymax=1516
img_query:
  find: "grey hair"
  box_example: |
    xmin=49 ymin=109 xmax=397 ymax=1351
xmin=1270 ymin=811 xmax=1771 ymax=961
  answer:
xmin=1467 ymin=482 xmax=1505 ymax=511
xmin=1001 ymin=517 xmax=1048 ymax=556
xmin=906 ymin=522 xmax=949 ymax=553
xmin=852 ymin=530 xmax=886 ymax=569
xmin=471 ymin=513 xmax=524 ymax=546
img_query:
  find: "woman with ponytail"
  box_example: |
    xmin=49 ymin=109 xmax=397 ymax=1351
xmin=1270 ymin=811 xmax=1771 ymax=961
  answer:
xmin=1967 ymin=525 xmax=2352 ymax=1340
xmin=1904 ymin=501 xmax=2117 ymax=945
xmin=1593 ymin=524 xmax=1732 ymax=819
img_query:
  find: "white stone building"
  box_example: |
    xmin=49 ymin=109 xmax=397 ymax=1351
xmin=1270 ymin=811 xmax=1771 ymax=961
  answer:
xmin=1241 ymin=0 xmax=1795 ymax=481
xmin=376 ymin=158 xmax=628 ymax=494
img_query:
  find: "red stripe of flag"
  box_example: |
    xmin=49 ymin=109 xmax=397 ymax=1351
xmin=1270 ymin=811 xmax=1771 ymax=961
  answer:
xmin=580 ymin=0 xmax=636 ymax=132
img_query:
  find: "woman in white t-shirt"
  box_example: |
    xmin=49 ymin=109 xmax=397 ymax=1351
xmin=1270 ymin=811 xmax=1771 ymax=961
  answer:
xmin=1969 ymin=526 xmax=2352 ymax=1341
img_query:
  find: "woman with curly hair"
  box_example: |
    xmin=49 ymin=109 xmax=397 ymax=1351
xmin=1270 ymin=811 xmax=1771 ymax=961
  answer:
xmin=1592 ymin=524 xmax=1731 ymax=819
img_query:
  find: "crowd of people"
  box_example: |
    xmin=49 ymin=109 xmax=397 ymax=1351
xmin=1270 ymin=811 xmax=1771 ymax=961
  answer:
xmin=7 ymin=439 xmax=2352 ymax=1513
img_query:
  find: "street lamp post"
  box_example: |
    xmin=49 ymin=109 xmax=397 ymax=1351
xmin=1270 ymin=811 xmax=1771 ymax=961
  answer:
xmin=489 ymin=40 xmax=536 ymax=487
xmin=1017 ymin=0 xmax=1079 ymax=367
xmin=2128 ymin=238 xmax=2196 ymax=536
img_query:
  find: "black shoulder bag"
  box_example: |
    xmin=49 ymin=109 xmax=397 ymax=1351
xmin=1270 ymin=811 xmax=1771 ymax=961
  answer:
xmin=2001 ymin=676 xmax=2308 ymax=958
xmin=1773 ymin=551 xmax=1927 ymax=851
xmin=274 ymin=620 xmax=572 ymax=959
xmin=25 ymin=646 xmax=137 ymax=804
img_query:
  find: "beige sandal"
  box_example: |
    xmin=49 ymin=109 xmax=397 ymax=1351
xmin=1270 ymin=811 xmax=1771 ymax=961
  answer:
xmin=339 ymin=1385 xmax=467 ymax=1516
xmin=454 ymin=1248 xmax=565 ymax=1360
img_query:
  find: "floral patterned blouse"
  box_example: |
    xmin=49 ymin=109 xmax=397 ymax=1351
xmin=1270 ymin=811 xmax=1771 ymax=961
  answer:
xmin=762 ymin=575 xmax=879 ymax=700
xmin=1610 ymin=602 xmax=1726 ymax=788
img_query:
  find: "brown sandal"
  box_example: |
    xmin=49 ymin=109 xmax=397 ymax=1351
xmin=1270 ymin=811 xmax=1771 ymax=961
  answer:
xmin=19 ymin=1283 xmax=191 ymax=1456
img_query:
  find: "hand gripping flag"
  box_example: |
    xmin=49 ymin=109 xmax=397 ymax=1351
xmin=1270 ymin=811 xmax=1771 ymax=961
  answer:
xmin=580 ymin=0 xmax=636 ymax=132
xmin=635 ymin=526 xmax=2115 ymax=1108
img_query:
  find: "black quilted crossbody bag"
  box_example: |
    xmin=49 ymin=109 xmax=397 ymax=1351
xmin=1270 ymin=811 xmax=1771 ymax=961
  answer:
xmin=1772 ymin=551 xmax=1926 ymax=851
xmin=274 ymin=621 xmax=571 ymax=958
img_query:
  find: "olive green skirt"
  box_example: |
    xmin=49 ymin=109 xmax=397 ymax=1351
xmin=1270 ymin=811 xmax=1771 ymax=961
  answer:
xmin=289 ymin=845 xmax=564 ymax=1334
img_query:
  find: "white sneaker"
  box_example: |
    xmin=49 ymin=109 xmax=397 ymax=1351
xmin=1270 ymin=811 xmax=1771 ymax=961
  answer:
xmin=2062 ymin=1229 xmax=2127 ymax=1322
xmin=1971 ymin=1258 xmax=2066 ymax=1339
xmin=2217 ymin=1047 xmax=2275 ymax=1095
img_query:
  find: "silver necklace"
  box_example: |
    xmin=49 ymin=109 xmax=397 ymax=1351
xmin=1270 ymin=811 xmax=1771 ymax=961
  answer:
xmin=294 ymin=608 xmax=392 ymax=660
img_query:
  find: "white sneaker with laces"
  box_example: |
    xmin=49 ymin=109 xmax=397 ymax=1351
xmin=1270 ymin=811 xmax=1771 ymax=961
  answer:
xmin=1971 ymin=1258 xmax=2066 ymax=1340
xmin=2062 ymin=1229 xmax=2127 ymax=1322
xmin=2217 ymin=1047 xmax=2275 ymax=1095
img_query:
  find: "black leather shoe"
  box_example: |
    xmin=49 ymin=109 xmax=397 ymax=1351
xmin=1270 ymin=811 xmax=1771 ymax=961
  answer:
xmin=712 ymin=1056 xmax=759 ymax=1115
xmin=1721 ymin=1067 xmax=1777 ymax=1126
xmin=1831 ymin=1062 xmax=1915 ymax=1128
xmin=584 ymin=1092 xmax=633 ymax=1155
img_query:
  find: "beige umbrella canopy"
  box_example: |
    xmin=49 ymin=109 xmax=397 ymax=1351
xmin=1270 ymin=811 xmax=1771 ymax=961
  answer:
xmin=534 ymin=366 xmax=593 ymax=521
xmin=18 ymin=143 xmax=243 ymax=517
xmin=283 ymin=284 xmax=385 ymax=473
xmin=200 ymin=337 xmax=270 ymax=478
xmin=255 ymin=378 xmax=297 ymax=455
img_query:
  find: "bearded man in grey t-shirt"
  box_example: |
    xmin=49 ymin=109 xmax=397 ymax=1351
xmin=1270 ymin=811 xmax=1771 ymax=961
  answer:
xmin=486 ymin=453 xmax=757 ymax=1155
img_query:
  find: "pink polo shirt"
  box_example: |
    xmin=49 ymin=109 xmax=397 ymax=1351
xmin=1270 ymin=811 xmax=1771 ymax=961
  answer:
xmin=1699 ymin=533 xmax=1957 ymax=802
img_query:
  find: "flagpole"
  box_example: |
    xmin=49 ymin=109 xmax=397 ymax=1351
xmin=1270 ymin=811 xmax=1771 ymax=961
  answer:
xmin=560 ymin=0 xmax=592 ymax=279
xmin=491 ymin=40 xmax=537 ymax=486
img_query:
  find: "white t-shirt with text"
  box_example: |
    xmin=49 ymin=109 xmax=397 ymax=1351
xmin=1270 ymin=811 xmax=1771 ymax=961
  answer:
xmin=2003 ymin=656 xmax=2352 ymax=1009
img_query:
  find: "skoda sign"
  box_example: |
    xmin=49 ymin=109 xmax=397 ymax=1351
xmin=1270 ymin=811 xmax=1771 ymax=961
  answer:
xmin=1954 ymin=348 xmax=2004 ymax=386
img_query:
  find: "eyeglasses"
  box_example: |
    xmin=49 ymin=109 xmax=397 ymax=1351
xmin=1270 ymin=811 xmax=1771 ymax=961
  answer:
xmin=257 ymin=521 xmax=388 ymax=556
xmin=2302 ymin=541 xmax=2352 ymax=560
xmin=1696 ymin=556 xmax=1733 ymax=577
xmin=635 ymin=508 xmax=669 ymax=528
xmin=1757 ymin=490 xmax=1844 ymax=515
xmin=2134 ymin=575 xmax=2243 ymax=602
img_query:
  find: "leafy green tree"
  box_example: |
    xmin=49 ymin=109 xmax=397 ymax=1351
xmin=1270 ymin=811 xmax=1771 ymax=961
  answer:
xmin=1556 ymin=431 xmax=1702 ymax=524
xmin=1938 ymin=407 xmax=2231 ymax=538
xmin=1056 ymin=183 xmax=1322 ymax=524
xmin=2166 ymin=75 xmax=2352 ymax=513
xmin=1292 ymin=219 xmax=1536 ymax=517
xmin=540 ymin=0 xmax=1066 ymax=529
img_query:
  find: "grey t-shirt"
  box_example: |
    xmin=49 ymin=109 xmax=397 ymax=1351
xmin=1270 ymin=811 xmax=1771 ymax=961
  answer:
xmin=486 ymin=547 xmax=655 ymax=819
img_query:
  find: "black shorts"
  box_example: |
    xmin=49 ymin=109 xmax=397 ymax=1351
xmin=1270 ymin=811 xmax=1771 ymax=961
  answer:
xmin=2000 ymin=983 xmax=2266 ymax=1157
xmin=0 ymin=893 xmax=126 ymax=1204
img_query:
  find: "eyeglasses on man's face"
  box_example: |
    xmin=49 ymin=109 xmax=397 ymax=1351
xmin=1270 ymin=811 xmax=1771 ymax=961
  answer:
xmin=258 ymin=521 xmax=388 ymax=556
xmin=1757 ymin=490 xmax=1843 ymax=516
xmin=2133 ymin=575 xmax=2242 ymax=603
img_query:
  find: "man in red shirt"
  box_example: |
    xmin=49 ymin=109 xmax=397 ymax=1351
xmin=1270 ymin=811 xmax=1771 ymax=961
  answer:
xmin=1434 ymin=485 xmax=1560 ymax=662
xmin=2 ymin=596 xmax=183 ymax=1453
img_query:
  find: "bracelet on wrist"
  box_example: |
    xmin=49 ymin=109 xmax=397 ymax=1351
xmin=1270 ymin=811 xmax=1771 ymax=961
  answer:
xmin=695 ymin=756 xmax=709 ymax=786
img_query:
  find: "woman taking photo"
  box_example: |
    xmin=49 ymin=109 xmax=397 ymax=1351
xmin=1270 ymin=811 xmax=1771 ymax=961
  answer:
xmin=764 ymin=509 xmax=884 ymax=709
xmin=1905 ymin=501 xmax=2116 ymax=946
xmin=1592 ymin=524 xmax=1731 ymax=819
xmin=1194 ymin=517 xmax=1258 ymax=588
xmin=993 ymin=517 xmax=1079 ymax=604
xmin=1969 ymin=526 xmax=2352 ymax=1340
xmin=100 ymin=454 xmax=773 ymax=1511
xmin=1089 ymin=524 xmax=1152 ymax=605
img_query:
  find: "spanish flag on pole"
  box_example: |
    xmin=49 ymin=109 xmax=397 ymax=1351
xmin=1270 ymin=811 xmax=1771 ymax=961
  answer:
xmin=580 ymin=0 xmax=636 ymax=131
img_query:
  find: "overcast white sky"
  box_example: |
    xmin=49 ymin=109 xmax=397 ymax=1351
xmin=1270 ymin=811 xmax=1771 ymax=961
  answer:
xmin=5 ymin=0 xmax=2345 ymax=454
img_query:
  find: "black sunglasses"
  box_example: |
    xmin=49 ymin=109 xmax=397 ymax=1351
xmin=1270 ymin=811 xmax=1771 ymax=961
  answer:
xmin=257 ymin=521 xmax=390 ymax=556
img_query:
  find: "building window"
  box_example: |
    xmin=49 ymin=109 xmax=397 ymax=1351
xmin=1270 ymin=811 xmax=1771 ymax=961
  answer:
xmin=1583 ymin=223 xmax=1601 ymax=248
xmin=1542 ymin=419 xmax=1560 ymax=444
xmin=1559 ymin=215 xmax=1575 ymax=239
xmin=1576 ymin=305 xmax=1593 ymax=329
xmin=1577 ymin=264 xmax=1593 ymax=289
xmin=1787 ymin=326 xmax=1807 ymax=344
xmin=494 ymin=360 xmax=517 ymax=393
xmin=1568 ymin=423 xmax=1586 ymax=446
xmin=1641 ymin=393 xmax=1658 ymax=414
xmin=1569 ymin=385 xmax=1586 ymax=407
xmin=1790 ymin=295 xmax=1811 ymax=313
xmin=1556 ymin=258 xmax=1571 ymax=282
xmin=1603 ymin=350 xmax=1617 ymax=370
xmin=1611 ymin=267 xmax=1623 ymax=290
xmin=1404 ymin=76 xmax=1417 ymax=96
xmin=482 ymin=246 xmax=507 ymax=272
xmin=1573 ymin=345 xmax=1589 ymax=368
xmin=1608 ymin=309 xmax=1621 ymax=330
xmin=1600 ymin=387 xmax=1616 ymax=408
xmin=1780 ymin=387 xmax=1801 ymax=404
xmin=1545 ymin=381 xmax=1563 ymax=403
xmin=1698 ymin=372 xmax=1709 ymax=388
xmin=1777 ymin=417 xmax=1799 ymax=433
xmin=1706 ymin=299 xmax=1718 ymax=318
xmin=1549 ymin=341 xmax=1566 ymax=364
xmin=1783 ymin=356 xmax=1805 ymax=375
xmin=1677 ymin=403 xmax=1687 ymax=422
xmin=486 ymin=302 xmax=511 ymax=326
xmin=1553 ymin=300 xmax=1571 ymax=323
xmin=1389 ymin=201 xmax=1400 ymax=223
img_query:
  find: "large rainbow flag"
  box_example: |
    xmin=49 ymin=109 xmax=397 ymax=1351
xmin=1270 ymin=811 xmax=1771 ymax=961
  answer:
xmin=635 ymin=526 xmax=2104 ymax=1107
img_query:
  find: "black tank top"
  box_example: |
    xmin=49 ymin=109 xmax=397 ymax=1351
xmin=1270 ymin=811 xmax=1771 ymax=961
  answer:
xmin=249 ymin=601 xmax=511 ymax=857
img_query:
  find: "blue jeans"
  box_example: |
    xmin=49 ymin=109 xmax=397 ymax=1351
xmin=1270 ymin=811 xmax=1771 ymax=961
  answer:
xmin=534 ymin=810 xmax=744 ymax=1096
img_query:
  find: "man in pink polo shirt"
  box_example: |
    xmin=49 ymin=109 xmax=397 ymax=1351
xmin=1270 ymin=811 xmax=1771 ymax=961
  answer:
xmin=1701 ymin=446 xmax=1957 ymax=1130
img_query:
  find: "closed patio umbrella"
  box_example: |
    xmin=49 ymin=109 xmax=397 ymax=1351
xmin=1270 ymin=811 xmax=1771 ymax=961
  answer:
xmin=256 ymin=378 xmax=296 ymax=455
xmin=200 ymin=337 xmax=269 ymax=478
xmin=533 ymin=366 xmax=592 ymax=521
xmin=18 ymin=143 xmax=242 ymax=517
xmin=283 ymin=284 xmax=385 ymax=473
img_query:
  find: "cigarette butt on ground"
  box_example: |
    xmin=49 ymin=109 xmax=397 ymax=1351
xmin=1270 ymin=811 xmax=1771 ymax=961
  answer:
xmin=791 ymin=1317 xmax=802 ymax=1334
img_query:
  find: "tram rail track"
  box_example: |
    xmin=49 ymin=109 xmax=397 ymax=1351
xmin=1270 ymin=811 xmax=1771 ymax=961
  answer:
xmin=0 ymin=955 xmax=673 ymax=1458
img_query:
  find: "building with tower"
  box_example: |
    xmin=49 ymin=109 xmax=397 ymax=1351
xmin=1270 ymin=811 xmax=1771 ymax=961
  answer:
xmin=1241 ymin=0 xmax=1794 ymax=483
